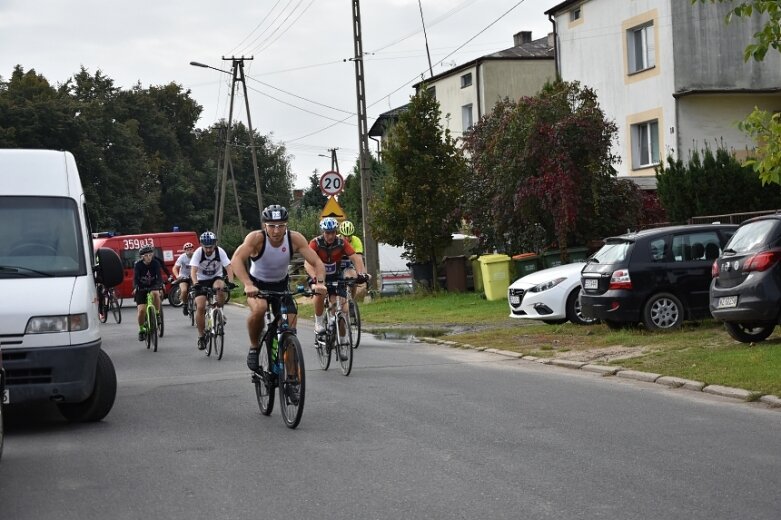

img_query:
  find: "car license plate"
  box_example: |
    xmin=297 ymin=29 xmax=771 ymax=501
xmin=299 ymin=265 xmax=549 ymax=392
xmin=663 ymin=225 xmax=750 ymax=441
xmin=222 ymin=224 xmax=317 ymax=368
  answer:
xmin=584 ymin=279 xmax=598 ymax=289
xmin=717 ymin=296 xmax=738 ymax=308
xmin=2 ymin=388 xmax=8 ymax=404
xmin=510 ymin=295 xmax=520 ymax=305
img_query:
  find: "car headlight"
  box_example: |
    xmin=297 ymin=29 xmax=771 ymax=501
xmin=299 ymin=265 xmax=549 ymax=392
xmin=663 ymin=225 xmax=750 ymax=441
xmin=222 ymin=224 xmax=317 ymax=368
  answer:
xmin=25 ymin=314 xmax=88 ymax=334
xmin=530 ymin=277 xmax=567 ymax=293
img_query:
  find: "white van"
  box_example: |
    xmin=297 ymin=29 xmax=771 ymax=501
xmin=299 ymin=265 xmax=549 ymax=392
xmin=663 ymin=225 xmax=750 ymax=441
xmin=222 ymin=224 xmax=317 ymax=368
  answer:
xmin=0 ymin=149 xmax=123 ymax=422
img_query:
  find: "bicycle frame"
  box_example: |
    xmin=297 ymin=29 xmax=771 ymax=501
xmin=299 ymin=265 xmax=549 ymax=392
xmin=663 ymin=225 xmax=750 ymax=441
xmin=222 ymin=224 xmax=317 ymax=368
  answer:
xmin=316 ymin=279 xmax=356 ymax=376
xmin=142 ymin=285 xmax=163 ymax=352
xmin=202 ymin=287 xmax=226 ymax=360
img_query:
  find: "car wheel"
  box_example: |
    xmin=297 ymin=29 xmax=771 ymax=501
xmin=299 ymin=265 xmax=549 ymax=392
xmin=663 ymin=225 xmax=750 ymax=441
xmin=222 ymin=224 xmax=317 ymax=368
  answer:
xmin=566 ymin=288 xmax=599 ymax=326
xmin=642 ymin=292 xmax=683 ymax=331
xmin=724 ymin=322 xmax=775 ymax=343
xmin=57 ymin=349 xmax=117 ymax=422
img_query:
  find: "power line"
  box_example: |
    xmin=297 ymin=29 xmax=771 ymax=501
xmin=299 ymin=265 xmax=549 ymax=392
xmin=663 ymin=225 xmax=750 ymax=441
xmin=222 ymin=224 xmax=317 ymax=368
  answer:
xmin=226 ymin=0 xmax=286 ymax=56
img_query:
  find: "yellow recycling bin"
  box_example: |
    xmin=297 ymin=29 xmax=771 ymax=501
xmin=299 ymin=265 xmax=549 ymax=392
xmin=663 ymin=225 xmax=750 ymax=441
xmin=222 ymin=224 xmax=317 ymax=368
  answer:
xmin=478 ymin=254 xmax=511 ymax=301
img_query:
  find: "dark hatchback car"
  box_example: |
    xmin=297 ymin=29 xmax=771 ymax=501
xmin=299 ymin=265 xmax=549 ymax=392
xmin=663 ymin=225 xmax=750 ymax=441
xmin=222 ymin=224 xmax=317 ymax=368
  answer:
xmin=710 ymin=215 xmax=781 ymax=343
xmin=581 ymin=224 xmax=737 ymax=330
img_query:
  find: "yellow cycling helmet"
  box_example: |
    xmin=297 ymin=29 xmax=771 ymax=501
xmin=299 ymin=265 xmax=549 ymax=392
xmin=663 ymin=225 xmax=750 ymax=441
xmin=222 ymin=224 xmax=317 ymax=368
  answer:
xmin=339 ymin=220 xmax=355 ymax=236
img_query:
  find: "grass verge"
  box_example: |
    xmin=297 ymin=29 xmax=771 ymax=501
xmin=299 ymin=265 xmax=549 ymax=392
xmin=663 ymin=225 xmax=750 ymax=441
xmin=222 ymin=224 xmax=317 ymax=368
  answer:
xmin=359 ymin=291 xmax=781 ymax=398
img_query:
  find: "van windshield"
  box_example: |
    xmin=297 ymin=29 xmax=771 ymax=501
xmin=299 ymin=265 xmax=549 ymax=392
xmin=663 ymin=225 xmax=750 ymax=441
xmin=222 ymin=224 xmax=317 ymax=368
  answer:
xmin=0 ymin=196 xmax=86 ymax=277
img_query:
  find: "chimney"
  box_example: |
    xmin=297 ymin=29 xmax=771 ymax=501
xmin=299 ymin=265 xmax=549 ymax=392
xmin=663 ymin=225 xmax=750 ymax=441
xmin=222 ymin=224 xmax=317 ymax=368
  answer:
xmin=514 ymin=31 xmax=532 ymax=46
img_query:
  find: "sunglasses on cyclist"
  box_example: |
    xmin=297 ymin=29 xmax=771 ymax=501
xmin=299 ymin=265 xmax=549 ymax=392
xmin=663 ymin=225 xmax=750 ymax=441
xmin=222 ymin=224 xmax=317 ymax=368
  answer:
xmin=265 ymin=223 xmax=287 ymax=230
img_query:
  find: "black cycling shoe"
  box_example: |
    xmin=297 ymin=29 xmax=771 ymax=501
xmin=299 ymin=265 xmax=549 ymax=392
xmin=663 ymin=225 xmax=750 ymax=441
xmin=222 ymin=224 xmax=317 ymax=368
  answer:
xmin=247 ymin=349 xmax=260 ymax=371
xmin=197 ymin=336 xmax=207 ymax=350
xmin=285 ymin=383 xmax=301 ymax=405
xmin=183 ymin=306 xmax=189 ymax=316
xmin=138 ymin=331 xmax=145 ymax=342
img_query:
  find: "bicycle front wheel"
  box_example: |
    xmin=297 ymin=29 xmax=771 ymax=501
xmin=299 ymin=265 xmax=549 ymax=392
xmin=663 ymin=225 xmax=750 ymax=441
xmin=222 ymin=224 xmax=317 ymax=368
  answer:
xmin=110 ymin=293 xmax=122 ymax=324
xmin=150 ymin=313 xmax=158 ymax=352
xmin=349 ymin=300 xmax=361 ymax=349
xmin=214 ymin=309 xmax=225 ymax=360
xmin=279 ymin=333 xmax=305 ymax=429
xmin=254 ymin=338 xmax=275 ymax=416
xmin=158 ymin=307 xmax=165 ymax=338
xmin=336 ymin=314 xmax=353 ymax=376
xmin=316 ymin=330 xmax=331 ymax=371
xmin=168 ymin=285 xmax=183 ymax=307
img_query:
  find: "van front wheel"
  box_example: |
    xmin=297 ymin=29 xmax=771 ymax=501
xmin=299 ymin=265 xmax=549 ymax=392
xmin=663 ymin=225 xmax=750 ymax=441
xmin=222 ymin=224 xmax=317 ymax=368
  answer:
xmin=57 ymin=349 xmax=117 ymax=422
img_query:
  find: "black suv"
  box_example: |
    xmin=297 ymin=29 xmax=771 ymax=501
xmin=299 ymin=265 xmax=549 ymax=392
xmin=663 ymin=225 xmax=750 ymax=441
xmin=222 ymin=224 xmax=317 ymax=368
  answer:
xmin=581 ymin=224 xmax=737 ymax=330
xmin=710 ymin=215 xmax=781 ymax=343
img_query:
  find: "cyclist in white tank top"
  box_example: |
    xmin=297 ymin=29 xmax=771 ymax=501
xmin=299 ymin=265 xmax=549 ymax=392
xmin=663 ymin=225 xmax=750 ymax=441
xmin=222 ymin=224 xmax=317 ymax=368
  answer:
xmin=231 ymin=205 xmax=327 ymax=372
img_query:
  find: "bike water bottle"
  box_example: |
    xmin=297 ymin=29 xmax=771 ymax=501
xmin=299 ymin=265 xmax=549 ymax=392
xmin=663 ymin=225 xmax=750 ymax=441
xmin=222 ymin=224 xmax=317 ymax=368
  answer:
xmin=271 ymin=337 xmax=282 ymax=374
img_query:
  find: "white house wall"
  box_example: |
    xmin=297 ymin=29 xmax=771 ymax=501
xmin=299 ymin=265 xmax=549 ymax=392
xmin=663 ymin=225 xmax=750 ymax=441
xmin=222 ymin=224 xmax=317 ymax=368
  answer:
xmin=481 ymin=60 xmax=556 ymax=114
xmin=432 ymin=65 xmax=479 ymax=139
xmin=676 ymin=93 xmax=781 ymax=160
xmin=556 ymin=0 xmax=676 ymax=177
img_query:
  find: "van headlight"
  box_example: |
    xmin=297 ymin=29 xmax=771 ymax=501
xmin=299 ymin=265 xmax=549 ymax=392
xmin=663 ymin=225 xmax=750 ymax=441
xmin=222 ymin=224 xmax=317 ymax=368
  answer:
xmin=25 ymin=314 xmax=88 ymax=334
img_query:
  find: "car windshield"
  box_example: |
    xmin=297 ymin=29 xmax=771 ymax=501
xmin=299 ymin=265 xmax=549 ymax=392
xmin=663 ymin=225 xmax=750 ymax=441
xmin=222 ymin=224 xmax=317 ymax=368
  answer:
xmin=0 ymin=196 xmax=86 ymax=277
xmin=591 ymin=241 xmax=631 ymax=264
xmin=726 ymin=220 xmax=781 ymax=254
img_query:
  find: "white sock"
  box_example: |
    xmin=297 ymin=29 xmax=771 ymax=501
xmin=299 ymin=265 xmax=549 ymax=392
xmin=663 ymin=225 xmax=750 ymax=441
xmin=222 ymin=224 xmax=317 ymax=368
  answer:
xmin=315 ymin=314 xmax=323 ymax=326
xmin=339 ymin=334 xmax=347 ymax=344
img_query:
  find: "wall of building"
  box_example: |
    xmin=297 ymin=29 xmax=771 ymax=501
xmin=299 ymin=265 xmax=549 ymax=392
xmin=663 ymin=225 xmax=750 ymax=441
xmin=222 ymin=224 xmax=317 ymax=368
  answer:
xmin=671 ymin=1 xmax=781 ymax=92
xmin=431 ymin=65 xmax=479 ymax=139
xmin=480 ymin=59 xmax=555 ymax=112
xmin=676 ymin=93 xmax=781 ymax=160
xmin=556 ymin=0 xmax=676 ymax=177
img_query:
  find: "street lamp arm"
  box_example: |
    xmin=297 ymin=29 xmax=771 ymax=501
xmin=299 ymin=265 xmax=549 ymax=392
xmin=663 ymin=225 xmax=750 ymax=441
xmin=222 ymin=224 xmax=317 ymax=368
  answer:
xmin=189 ymin=61 xmax=232 ymax=75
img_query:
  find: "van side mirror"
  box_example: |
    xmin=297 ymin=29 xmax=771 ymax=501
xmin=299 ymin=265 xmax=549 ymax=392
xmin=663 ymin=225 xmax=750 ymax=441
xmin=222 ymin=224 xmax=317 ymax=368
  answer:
xmin=95 ymin=247 xmax=123 ymax=287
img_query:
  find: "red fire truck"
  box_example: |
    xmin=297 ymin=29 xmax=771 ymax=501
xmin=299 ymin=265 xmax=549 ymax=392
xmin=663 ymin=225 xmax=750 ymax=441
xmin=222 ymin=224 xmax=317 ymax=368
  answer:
xmin=92 ymin=231 xmax=199 ymax=299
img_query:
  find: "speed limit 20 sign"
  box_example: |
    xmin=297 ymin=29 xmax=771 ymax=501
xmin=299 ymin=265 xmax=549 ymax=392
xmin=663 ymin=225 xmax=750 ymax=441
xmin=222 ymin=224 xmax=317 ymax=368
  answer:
xmin=319 ymin=170 xmax=344 ymax=196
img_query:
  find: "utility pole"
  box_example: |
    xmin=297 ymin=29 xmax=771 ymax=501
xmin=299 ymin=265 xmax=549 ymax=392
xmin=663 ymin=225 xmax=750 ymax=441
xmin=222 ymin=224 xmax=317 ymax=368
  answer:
xmin=329 ymin=148 xmax=340 ymax=173
xmin=216 ymin=57 xmax=264 ymax=239
xmin=351 ymin=0 xmax=379 ymax=289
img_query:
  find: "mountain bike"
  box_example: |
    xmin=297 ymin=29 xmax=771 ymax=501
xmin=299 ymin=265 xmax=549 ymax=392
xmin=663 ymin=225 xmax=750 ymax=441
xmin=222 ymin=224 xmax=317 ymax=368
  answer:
xmin=315 ymin=279 xmax=360 ymax=376
xmin=201 ymin=286 xmax=229 ymax=360
xmin=97 ymin=284 xmax=121 ymax=324
xmin=139 ymin=284 xmax=164 ymax=352
xmin=251 ymin=286 xmax=311 ymax=429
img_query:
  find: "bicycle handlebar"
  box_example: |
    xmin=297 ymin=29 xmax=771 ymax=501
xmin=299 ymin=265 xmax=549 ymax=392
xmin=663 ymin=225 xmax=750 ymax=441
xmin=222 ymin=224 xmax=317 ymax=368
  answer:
xmin=248 ymin=286 xmax=316 ymax=299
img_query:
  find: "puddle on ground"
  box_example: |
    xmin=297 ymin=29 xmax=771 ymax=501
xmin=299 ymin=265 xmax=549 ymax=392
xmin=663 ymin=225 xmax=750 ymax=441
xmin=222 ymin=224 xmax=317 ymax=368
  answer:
xmin=369 ymin=328 xmax=448 ymax=341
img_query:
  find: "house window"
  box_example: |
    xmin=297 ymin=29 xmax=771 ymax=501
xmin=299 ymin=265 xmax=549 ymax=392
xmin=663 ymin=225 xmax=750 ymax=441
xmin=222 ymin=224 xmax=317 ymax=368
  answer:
xmin=631 ymin=120 xmax=660 ymax=169
xmin=462 ymin=104 xmax=473 ymax=131
xmin=570 ymin=6 xmax=581 ymax=22
xmin=426 ymin=86 xmax=436 ymax=99
xmin=460 ymin=73 xmax=472 ymax=88
xmin=627 ymin=22 xmax=655 ymax=74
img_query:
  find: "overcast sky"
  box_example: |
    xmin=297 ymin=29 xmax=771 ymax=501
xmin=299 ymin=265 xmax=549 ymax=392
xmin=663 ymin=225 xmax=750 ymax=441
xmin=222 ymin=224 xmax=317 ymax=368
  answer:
xmin=0 ymin=0 xmax=554 ymax=188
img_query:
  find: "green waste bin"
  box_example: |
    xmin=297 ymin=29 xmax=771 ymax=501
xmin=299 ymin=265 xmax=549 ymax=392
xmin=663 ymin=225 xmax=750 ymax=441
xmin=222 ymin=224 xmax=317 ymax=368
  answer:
xmin=567 ymin=246 xmax=590 ymax=263
xmin=541 ymin=250 xmax=562 ymax=269
xmin=470 ymin=255 xmax=483 ymax=292
xmin=478 ymin=254 xmax=511 ymax=301
xmin=512 ymin=253 xmax=539 ymax=280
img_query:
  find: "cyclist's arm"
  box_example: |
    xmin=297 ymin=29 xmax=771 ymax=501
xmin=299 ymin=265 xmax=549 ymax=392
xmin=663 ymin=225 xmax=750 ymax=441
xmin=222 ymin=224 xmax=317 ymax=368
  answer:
xmin=231 ymin=231 xmax=263 ymax=289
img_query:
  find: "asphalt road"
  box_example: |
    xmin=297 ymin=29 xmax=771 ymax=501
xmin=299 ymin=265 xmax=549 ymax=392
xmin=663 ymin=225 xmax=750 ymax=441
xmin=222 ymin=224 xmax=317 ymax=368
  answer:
xmin=1 ymin=300 xmax=780 ymax=520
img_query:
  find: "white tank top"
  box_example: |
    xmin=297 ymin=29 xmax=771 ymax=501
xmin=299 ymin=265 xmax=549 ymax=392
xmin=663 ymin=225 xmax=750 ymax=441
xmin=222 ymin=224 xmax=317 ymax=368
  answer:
xmin=249 ymin=231 xmax=292 ymax=282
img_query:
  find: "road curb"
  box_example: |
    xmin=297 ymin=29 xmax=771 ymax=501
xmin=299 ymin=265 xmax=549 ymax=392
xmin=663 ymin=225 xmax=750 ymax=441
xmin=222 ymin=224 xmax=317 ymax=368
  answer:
xmin=417 ymin=337 xmax=781 ymax=409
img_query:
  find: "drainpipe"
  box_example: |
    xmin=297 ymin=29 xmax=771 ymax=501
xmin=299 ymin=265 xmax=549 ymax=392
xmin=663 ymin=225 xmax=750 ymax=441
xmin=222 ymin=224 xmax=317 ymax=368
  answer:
xmin=476 ymin=62 xmax=482 ymax=119
xmin=548 ymin=13 xmax=560 ymax=81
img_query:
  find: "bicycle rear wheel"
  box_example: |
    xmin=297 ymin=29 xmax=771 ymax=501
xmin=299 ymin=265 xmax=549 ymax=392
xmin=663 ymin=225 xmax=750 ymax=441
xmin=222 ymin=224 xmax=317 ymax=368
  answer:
xmin=349 ymin=300 xmax=361 ymax=349
xmin=214 ymin=309 xmax=225 ymax=360
xmin=145 ymin=312 xmax=152 ymax=350
xmin=189 ymin=298 xmax=195 ymax=327
xmin=110 ymin=293 xmax=122 ymax=324
xmin=98 ymin=292 xmax=108 ymax=323
xmin=254 ymin=337 xmax=275 ymax=416
xmin=336 ymin=314 xmax=353 ymax=376
xmin=279 ymin=333 xmax=305 ymax=429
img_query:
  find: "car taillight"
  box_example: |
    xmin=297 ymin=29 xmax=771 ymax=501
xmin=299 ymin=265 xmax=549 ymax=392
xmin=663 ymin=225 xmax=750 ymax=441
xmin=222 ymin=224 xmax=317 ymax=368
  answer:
xmin=608 ymin=269 xmax=632 ymax=290
xmin=743 ymin=250 xmax=781 ymax=272
xmin=711 ymin=260 xmax=719 ymax=278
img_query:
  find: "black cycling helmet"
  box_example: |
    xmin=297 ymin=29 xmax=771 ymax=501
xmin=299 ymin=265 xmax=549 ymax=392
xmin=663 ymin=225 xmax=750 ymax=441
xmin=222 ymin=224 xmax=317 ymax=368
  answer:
xmin=139 ymin=245 xmax=154 ymax=256
xmin=262 ymin=204 xmax=289 ymax=223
